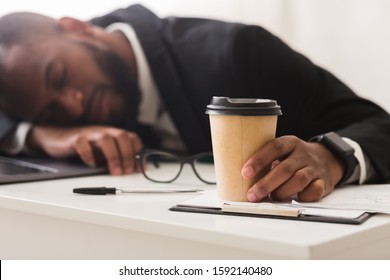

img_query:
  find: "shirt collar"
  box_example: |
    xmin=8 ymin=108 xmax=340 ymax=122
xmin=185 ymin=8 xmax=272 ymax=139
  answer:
xmin=105 ymin=22 xmax=160 ymax=126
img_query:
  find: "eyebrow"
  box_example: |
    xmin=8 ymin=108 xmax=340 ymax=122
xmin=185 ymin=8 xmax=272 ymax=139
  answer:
xmin=30 ymin=61 xmax=53 ymax=123
xmin=45 ymin=61 xmax=53 ymax=89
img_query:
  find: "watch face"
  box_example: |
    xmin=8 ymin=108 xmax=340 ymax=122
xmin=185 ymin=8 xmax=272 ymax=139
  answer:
xmin=323 ymin=132 xmax=354 ymax=157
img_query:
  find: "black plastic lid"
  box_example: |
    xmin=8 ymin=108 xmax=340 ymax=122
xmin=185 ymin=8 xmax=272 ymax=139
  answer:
xmin=205 ymin=96 xmax=282 ymax=116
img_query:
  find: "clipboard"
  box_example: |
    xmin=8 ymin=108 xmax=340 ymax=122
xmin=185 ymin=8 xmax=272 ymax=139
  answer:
xmin=169 ymin=190 xmax=374 ymax=225
xmin=169 ymin=204 xmax=374 ymax=225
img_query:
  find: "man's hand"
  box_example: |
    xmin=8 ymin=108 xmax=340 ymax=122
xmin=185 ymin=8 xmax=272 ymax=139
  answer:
xmin=27 ymin=125 xmax=143 ymax=175
xmin=241 ymin=135 xmax=345 ymax=202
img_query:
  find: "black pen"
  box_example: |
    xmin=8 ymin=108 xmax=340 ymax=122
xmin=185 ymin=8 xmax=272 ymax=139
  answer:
xmin=73 ymin=187 xmax=203 ymax=195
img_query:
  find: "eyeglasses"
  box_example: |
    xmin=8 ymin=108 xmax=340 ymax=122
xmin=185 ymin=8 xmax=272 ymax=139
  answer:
xmin=135 ymin=149 xmax=216 ymax=184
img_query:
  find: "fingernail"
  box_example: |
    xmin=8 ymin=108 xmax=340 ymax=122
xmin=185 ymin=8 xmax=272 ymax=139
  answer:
xmin=242 ymin=166 xmax=254 ymax=178
xmin=87 ymin=161 xmax=96 ymax=168
xmin=248 ymin=192 xmax=258 ymax=202
xmin=271 ymin=160 xmax=280 ymax=170
xmin=112 ymin=166 xmax=122 ymax=175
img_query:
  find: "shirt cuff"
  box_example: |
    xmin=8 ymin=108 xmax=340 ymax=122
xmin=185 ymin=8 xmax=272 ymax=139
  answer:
xmin=0 ymin=122 xmax=32 ymax=155
xmin=342 ymin=137 xmax=374 ymax=184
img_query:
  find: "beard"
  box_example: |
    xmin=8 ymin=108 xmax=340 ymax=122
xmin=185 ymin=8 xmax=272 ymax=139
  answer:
xmin=79 ymin=41 xmax=141 ymax=130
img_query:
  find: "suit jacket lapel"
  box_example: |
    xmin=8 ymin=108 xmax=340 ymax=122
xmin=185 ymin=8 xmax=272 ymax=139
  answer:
xmin=106 ymin=5 xmax=210 ymax=153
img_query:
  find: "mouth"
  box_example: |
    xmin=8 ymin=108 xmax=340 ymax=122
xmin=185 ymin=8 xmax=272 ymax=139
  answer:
xmin=85 ymin=85 xmax=109 ymax=124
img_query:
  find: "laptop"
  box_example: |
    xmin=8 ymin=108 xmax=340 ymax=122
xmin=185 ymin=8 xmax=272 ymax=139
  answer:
xmin=0 ymin=155 xmax=107 ymax=184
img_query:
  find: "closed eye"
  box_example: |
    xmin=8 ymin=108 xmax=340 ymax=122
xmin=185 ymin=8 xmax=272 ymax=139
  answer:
xmin=45 ymin=61 xmax=68 ymax=91
xmin=53 ymin=67 xmax=68 ymax=90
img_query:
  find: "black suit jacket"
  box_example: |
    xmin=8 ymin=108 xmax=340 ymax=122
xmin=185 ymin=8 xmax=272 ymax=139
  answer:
xmin=90 ymin=4 xmax=390 ymax=180
xmin=1 ymin=5 xmax=389 ymax=181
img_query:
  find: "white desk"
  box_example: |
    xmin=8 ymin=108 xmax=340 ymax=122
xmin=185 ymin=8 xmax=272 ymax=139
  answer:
xmin=1 ymin=168 xmax=390 ymax=259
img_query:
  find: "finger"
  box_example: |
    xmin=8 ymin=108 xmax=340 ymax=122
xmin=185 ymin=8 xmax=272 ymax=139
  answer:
xmin=115 ymin=132 xmax=136 ymax=174
xmin=297 ymin=179 xmax=326 ymax=202
xmin=72 ymin=136 xmax=96 ymax=167
xmin=242 ymin=136 xmax=298 ymax=179
xmin=271 ymin=166 xmax=317 ymax=201
xmin=114 ymin=132 xmax=143 ymax=174
xmin=95 ymin=134 xmax=123 ymax=175
xmin=247 ymin=156 xmax=306 ymax=202
xmin=271 ymin=160 xmax=280 ymax=170
xmin=127 ymin=132 xmax=143 ymax=173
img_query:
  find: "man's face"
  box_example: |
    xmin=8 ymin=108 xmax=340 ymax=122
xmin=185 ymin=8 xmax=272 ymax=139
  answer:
xmin=1 ymin=34 xmax=139 ymax=126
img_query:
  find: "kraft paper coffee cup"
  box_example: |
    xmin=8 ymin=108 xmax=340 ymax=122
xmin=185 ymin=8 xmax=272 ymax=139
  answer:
xmin=206 ymin=96 xmax=282 ymax=202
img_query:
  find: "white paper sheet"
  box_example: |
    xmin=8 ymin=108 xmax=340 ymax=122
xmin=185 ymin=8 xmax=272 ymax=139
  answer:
xmin=294 ymin=184 xmax=390 ymax=213
xmin=178 ymin=189 xmax=368 ymax=219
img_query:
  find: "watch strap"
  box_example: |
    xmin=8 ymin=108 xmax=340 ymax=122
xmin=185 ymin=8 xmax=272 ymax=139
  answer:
xmin=338 ymin=150 xmax=358 ymax=184
xmin=309 ymin=132 xmax=358 ymax=184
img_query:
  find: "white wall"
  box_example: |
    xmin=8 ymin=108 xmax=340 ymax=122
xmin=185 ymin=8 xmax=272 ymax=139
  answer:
xmin=287 ymin=0 xmax=390 ymax=113
xmin=2 ymin=0 xmax=389 ymax=112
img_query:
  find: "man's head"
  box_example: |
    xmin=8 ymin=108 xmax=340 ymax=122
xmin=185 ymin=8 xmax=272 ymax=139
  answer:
xmin=0 ymin=12 xmax=139 ymax=127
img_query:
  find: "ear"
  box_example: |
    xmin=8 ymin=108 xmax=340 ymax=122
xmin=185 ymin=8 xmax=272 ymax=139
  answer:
xmin=57 ymin=17 xmax=93 ymax=35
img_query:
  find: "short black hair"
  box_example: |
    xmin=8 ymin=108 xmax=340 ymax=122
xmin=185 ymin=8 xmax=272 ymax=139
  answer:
xmin=0 ymin=12 xmax=60 ymax=109
xmin=0 ymin=12 xmax=60 ymax=47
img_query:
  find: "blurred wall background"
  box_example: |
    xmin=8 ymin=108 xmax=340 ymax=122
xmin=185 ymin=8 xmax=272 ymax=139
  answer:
xmin=2 ymin=0 xmax=389 ymax=112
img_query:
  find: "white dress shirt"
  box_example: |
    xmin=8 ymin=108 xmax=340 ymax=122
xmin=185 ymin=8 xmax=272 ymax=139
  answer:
xmin=106 ymin=22 xmax=187 ymax=152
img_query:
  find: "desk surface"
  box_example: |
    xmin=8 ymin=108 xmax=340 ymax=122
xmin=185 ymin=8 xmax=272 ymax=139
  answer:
xmin=1 ymin=168 xmax=390 ymax=259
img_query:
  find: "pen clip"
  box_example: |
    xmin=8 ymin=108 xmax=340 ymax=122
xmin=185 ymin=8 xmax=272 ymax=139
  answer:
xmin=73 ymin=187 xmax=116 ymax=195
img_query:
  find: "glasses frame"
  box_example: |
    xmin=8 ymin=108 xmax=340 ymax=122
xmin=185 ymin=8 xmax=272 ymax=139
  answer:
xmin=135 ymin=149 xmax=215 ymax=184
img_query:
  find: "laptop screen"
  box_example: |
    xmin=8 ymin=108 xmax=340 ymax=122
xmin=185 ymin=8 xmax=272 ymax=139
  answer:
xmin=0 ymin=155 xmax=107 ymax=184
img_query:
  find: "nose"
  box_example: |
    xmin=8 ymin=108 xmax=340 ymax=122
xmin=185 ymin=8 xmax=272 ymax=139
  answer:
xmin=55 ymin=87 xmax=85 ymax=120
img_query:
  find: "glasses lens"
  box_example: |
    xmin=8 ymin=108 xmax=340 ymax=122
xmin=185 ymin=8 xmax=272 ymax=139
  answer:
xmin=193 ymin=153 xmax=216 ymax=184
xmin=142 ymin=151 xmax=181 ymax=182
